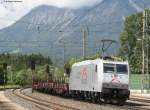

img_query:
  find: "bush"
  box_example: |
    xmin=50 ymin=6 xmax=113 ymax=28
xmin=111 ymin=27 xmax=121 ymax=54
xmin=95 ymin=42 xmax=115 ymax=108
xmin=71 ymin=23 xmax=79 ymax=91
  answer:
xmin=15 ymin=70 xmax=32 ymax=86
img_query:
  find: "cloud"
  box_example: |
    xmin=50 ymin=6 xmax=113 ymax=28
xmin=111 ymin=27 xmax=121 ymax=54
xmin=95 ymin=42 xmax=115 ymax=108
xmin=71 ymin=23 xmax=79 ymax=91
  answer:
xmin=42 ymin=0 xmax=103 ymax=8
xmin=20 ymin=0 xmax=103 ymax=9
xmin=0 ymin=0 xmax=103 ymax=29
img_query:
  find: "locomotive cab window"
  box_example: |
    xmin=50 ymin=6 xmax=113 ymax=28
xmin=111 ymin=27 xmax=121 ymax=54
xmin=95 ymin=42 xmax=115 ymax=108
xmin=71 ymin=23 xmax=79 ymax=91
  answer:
xmin=103 ymin=63 xmax=115 ymax=73
xmin=95 ymin=65 xmax=97 ymax=72
xmin=116 ymin=64 xmax=128 ymax=74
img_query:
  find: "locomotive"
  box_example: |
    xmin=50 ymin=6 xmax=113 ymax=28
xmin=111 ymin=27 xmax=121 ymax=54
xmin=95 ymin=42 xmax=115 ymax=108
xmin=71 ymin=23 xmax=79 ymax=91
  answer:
xmin=32 ymin=58 xmax=130 ymax=105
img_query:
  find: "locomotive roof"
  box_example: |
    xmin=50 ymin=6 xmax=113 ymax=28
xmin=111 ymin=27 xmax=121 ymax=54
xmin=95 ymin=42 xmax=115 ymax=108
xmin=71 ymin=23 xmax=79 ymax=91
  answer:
xmin=72 ymin=58 xmax=128 ymax=67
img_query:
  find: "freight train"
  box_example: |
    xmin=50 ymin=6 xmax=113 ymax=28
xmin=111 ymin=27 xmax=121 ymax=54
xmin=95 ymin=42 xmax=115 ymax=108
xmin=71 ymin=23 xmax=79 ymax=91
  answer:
xmin=32 ymin=58 xmax=130 ymax=105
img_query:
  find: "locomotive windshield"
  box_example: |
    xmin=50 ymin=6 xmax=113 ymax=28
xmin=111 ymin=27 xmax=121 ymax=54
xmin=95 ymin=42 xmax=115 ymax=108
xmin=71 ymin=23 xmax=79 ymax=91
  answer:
xmin=104 ymin=63 xmax=128 ymax=74
xmin=116 ymin=64 xmax=128 ymax=74
xmin=103 ymin=64 xmax=115 ymax=73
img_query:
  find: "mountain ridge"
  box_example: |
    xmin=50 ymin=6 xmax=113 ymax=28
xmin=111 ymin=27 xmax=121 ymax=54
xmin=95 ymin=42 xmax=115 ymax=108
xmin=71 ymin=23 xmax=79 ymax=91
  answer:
xmin=0 ymin=0 xmax=149 ymax=63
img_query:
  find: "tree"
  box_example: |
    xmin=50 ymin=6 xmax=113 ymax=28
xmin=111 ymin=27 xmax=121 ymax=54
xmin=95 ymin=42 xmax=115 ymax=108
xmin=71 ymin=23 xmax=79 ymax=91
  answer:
xmin=120 ymin=10 xmax=150 ymax=74
xmin=0 ymin=67 xmax=4 ymax=85
xmin=64 ymin=52 xmax=102 ymax=75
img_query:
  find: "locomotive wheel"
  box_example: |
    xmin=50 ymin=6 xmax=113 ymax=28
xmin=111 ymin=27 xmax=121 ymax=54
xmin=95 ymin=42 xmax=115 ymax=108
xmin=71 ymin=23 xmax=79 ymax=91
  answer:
xmin=44 ymin=88 xmax=48 ymax=93
xmin=118 ymin=99 xmax=126 ymax=106
xmin=91 ymin=97 xmax=96 ymax=103
xmin=104 ymin=99 xmax=111 ymax=104
xmin=77 ymin=91 xmax=83 ymax=100
xmin=94 ymin=97 xmax=99 ymax=103
xmin=80 ymin=92 xmax=85 ymax=100
xmin=91 ymin=93 xmax=98 ymax=103
xmin=71 ymin=91 xmax=76 ymax=98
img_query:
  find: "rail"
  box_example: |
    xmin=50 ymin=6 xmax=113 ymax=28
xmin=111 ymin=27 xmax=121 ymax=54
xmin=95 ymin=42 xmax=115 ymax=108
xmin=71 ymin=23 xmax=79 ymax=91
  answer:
xmin=12 ymin=89 xmax=81 ymax=110
xmin=12 ymin=88 xmax=150 ymax=110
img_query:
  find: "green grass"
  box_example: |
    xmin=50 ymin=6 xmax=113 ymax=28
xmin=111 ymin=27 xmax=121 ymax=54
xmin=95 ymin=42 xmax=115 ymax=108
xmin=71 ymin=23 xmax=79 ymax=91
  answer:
xmin=0 ymin=85 xmax=20 ymax=89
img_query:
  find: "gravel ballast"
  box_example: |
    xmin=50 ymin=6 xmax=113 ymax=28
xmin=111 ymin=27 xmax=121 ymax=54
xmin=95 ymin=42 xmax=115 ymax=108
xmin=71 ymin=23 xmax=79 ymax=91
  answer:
xmin=3 ymin=88 xmax=150 ymax=110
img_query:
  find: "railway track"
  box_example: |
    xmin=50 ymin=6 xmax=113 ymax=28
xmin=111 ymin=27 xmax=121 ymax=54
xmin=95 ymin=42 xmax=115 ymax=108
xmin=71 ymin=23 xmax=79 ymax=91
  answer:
xmin=130 ymin=97 xmax=150 ymax=104
xmin=0 ymin=101 xmax=19 ymax=110
xmin=12 ymin=88 xmax=150 ymax=110
xmin=124 ymin=97 xmax=150 ymax=110
xmin=0 ymin=91 xmax=27 ymax=110
xmin=12 ymin=89 xmax=81 ymax=110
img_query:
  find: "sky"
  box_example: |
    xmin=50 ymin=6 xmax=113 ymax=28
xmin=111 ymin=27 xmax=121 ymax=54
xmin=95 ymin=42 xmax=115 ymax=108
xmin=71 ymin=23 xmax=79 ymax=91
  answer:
xmin=0 ymin=0 xmax=103 ymax=29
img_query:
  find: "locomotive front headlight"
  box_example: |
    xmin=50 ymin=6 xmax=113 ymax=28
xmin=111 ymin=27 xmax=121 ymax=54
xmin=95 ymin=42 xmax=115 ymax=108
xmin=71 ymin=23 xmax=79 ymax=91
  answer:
xmin=103 ymin=83 xmax=109 ymax=88
xmin=122 ymin=84 xmax=128 ymax=89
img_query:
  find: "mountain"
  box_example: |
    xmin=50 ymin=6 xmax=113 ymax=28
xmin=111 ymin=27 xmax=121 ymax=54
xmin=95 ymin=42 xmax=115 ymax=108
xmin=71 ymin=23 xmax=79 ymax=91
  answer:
xmin=0 ymin=0 xmax=149 ymax=63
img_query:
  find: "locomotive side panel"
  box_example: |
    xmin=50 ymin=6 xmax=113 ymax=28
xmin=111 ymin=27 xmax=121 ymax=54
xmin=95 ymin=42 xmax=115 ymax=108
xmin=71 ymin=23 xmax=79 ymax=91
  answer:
xmin=69 ymin=63 xmax=101 ymax=92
